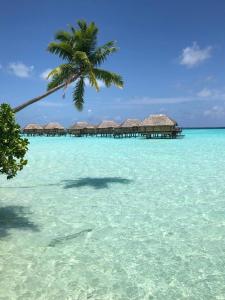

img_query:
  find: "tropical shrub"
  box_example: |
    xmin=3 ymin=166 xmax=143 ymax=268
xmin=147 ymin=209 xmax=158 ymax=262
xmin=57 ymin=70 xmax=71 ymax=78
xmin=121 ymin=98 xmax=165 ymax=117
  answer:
xmin=0 ymin=103 xmax=29 ymax=179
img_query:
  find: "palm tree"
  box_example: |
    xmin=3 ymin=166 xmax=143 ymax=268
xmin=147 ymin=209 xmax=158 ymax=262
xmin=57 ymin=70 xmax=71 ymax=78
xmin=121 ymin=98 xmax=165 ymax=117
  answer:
xmin=13 ymin=20 xmax=123 ymax=113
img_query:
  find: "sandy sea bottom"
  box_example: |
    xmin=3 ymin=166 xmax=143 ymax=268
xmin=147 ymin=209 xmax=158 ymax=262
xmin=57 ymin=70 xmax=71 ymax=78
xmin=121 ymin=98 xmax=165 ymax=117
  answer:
xmin=0 ymin=130 xmax=225 ymax=299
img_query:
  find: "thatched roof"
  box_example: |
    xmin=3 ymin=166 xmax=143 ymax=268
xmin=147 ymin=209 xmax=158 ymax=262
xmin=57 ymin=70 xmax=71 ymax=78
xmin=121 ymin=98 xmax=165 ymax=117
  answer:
xmin=120 ymin=119 xmax=141 ymax=127
xmin=24 ymin=123 xmax=43 ymax=130
xmin=44 ymin=122 xmax=64 ymax=130
xmin=98 ymin=120 xmax=119 ymax=128
xmin=70 ymin=121 xmax=89 ymax=129
xmin=141 ymin=114 xmax=177 ymax=126
xmin=86 ymin=124 xmax=96 ymax=129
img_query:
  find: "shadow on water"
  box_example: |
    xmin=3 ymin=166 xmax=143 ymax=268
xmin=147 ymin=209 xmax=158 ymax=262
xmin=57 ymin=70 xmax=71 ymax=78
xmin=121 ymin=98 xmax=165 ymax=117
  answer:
xmin=0 ymin=206 xmax=39 ymax=238
xmin=63 ymin=177 xmax=132 ymax=189
xmin=0 ymin=183 xmax=58 ymax=189
xmin=0 ymin=177 xmax=132 ymax=190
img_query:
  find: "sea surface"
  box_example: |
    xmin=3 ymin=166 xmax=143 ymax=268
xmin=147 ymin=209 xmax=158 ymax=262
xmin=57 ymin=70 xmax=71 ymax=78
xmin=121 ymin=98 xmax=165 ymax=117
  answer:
xmin=0 ymin=129 xmax=225 ymax=299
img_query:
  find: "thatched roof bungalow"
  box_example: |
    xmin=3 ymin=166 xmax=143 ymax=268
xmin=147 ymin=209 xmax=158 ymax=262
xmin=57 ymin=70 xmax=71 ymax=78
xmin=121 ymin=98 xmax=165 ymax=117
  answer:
xmin=113 ymin=119 xmax=141 ymax=137
xmin=23 ymin=123 xmax=43 ymax=135
xmin=23 ymin=123 xmax=43 ymax=130
xmin=97 ymin=120 xmax=119 ymax=135
xmin=44 ymin=122 xmax=65 ymax=135
xmin=70 ymin=121 xmax=90 ymax=129
xmin=68 ymin=121 xmax=96 ymax=136
xmin=98 ymin=120 xmax=119 ymax=128
xmin=120 ymin=119 xmax=141 ymax=127
xmin=141 ymin=114 xmax=177 ymax=127
xmin=140 ymin=114 xmax=178 ymax=136
xmin=44 ymin=122 xmax=64 ymax=130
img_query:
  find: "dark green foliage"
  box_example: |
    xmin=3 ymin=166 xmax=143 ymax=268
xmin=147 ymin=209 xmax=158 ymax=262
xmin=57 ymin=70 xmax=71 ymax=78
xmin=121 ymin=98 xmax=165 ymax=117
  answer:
xmin=0 ymin=103 xmax=29 ymax=179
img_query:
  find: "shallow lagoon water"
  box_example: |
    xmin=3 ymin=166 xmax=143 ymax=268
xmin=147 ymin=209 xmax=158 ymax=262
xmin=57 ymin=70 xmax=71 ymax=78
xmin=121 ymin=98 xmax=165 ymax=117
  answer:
xmin=1 ymin=129 xmax=225 ymax=299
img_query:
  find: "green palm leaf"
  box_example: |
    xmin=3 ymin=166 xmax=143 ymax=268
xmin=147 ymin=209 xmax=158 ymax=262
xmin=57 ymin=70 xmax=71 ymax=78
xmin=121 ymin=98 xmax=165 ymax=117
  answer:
xmin=93 ymin=68 xmax=123 ymax=88
xmin=55 ymin=30 xmax=72 ymax=43
xmin=47 ymin=42 xmax=73 ymax=60
xmin=88 ymin=69 xmax=99 ymax=91
xmin=47 ymin=64 xmax=75 ymax=90
xmin=91 ymin=41 xmax=118 ymax=65
xmin=73 ymin=77 xmax=85 ymax=111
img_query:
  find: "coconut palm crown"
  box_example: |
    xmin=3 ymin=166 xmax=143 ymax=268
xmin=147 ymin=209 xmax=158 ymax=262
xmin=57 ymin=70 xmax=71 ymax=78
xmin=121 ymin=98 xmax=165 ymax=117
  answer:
xmin=13 ymin=20 xmax=123 ymax=113
xmin=47 ymin=20 xmax=123 ymax=110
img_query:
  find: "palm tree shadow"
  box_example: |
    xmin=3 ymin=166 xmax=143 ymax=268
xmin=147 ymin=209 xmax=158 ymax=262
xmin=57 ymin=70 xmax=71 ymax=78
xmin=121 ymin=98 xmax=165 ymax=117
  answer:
xmin=63 ymin=177 xmax=132 ymax=189
xmin=0 ymin=206 xmax=39 ymax=238
xmin=0 ymin=183 xmax=59 ymax=189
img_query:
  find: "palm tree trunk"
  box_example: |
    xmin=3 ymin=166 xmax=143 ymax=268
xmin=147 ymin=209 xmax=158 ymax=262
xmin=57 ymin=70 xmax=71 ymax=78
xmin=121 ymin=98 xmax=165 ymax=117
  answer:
xmin=13 ymin=73 xmax=81 ymax=113
xmin=13 ymin=82 xmax=67 ymax=113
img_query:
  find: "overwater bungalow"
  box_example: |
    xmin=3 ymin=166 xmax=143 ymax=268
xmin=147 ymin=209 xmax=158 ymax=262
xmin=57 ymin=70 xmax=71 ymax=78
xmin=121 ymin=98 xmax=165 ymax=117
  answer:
xmin=69 ymin=121 xmax=96 ymax=136
xmin=23 ymin=123 xmax=43 ymax=136
xmin=85 ymin=123 xmax=97 ymax=136
xmin=97 ymin=120 xmax=119 ymax=136
xmin=44 ymin=122 xmax=65 ymax=136
xmin=140 ymin=114 xmax=181 ymax=138
xmin=114 ymin=119 xmax=141 ymax=138
xmin=68 ymin=121 xmax=89 ymax=136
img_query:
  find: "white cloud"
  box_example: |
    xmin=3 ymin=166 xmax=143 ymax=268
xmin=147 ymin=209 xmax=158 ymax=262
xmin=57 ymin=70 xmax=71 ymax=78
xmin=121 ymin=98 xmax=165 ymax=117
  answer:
xmin=40 ymin=68 xmax=52 ymax=80
xmin=204 ymin=105 xmax=225 ymax=118
xmin=84 ymin=78 xmax=105 ymax=88
xmin=180 ymin=42 xmax=212 ymax=68
xmin=197 ymin=88 xmax=212 ymax=98
xmin=8 ymin=62 xmax=34 ymax=78
xmin=196 ymin=88 xmax=225 ymax=100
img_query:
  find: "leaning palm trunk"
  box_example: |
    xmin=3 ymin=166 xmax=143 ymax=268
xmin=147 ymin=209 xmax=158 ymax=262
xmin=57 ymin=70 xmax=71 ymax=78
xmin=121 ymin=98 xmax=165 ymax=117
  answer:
xmin=13 ymin=73 xmax=79 ymax=113
xmin=13 ymin=82 xmax=65 ymax=113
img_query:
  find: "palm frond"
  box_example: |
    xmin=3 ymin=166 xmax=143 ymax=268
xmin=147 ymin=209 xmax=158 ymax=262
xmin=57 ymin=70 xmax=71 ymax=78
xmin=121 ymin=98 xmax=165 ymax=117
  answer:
xmin=73 ymin=77 xmax=85 ymax=111
xmin=70 ymin=25 xmax=76 ymax=35
xmin=73 ymin=51 xmax=99 ymax=90
xmin=47 ymin=64 xmax=75 ymax=90
xmin=77 ymin=20 xmax=87 ymax=31
xmin=47 ymin=74 xmax=65 ymax=90
xmin=47 ymin=64 xmax=74 ymax=79
xmin=91 ymin=41 xmax=118 ymax=65
xmin=88 ymin=69 xmax=99 ymax=91
xmin=55 ymin=30 xmax=72 ymax=43
xmin=72 ymin=21 xmax=98 ymax=55
xmin=47 ymin=42 xmax=73 ymax=60
xmin=73 ymin=51 xmax=92 ymax=69
xmin=93 ymin=68 xmax=124 ymax=88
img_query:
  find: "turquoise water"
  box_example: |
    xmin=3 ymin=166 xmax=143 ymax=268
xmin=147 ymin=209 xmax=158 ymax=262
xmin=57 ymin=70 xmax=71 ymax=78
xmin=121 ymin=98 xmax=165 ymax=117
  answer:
xmin=1 ymin=129 xmax=225 ymax=299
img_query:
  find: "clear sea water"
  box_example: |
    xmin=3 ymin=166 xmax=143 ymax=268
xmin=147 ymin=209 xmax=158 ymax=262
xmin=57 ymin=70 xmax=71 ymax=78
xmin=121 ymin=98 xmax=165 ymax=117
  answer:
xmin=1 ymin=129 xmax=225 ymax=299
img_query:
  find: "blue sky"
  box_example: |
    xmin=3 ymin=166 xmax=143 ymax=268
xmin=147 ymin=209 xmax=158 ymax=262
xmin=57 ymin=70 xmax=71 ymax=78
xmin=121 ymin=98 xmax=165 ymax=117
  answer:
xmin=1 ymin=0 xmax=225 ymax=127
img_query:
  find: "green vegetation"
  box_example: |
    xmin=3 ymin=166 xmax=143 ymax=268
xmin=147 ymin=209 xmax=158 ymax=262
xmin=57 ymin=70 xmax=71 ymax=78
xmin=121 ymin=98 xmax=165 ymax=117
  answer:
xmin=13 ymin=20 xmax=123 ymax=112
xmin=0 ymin=104 xmax=29 ymax=179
